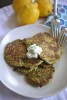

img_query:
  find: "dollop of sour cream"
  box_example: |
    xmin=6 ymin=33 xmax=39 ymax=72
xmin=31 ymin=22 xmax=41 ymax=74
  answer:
xmin=26 ymin=44 xmax=42 ymax=59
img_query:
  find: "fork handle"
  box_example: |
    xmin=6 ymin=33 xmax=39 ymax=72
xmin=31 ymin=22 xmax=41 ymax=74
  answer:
xmin=54 ymin=0 xmax=57 ymax=17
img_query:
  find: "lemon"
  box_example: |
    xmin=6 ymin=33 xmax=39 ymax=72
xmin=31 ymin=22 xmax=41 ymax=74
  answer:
xmin=35 ymin=0 xmax=53 ymax=17
xmin=17 ymin=3 xmax=40 ymax=25
xmin=12 ymin=0 xmax=32 ymax=13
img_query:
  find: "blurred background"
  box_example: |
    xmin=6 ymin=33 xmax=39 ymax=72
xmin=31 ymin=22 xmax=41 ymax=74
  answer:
xmin=0 ymin=0 xmax=13 ymax=8
xmin=0 ymin=0 xmax=66 ymax=8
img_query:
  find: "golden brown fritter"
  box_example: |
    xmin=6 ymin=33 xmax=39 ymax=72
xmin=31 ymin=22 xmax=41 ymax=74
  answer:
xmin=14 ymin=66 xmax=38 ymax=74
xmin=40 ymin=42 xmax=62 ymax=64
xmin=22 ymin=57 xmax=43 ymax=68
xmin=24 ymin=32 xmax=62 ymax=64
xmin=24 ymin=32 xmax=54 ymax=46
xmin=4 ymin=39 xmax=27 ymax=67
xmin=4 ymin=39 xmax=43 ymax=68
xmin=26 ymin=64 xmax=55 ymax=87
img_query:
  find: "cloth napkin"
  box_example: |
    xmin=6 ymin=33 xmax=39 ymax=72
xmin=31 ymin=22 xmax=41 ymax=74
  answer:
xmin=45 ymin=4 xmax=67 ymax=28
xmin=0 ymin=0 xmax=67 ymax=100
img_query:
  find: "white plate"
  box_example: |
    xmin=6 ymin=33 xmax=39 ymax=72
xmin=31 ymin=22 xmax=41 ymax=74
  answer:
xmin=0 ymin=24 xmax=67 ymax=98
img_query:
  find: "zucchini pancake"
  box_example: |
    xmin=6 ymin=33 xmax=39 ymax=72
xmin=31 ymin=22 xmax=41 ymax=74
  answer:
xmin=26 ymin=64 xmax=55 ymax=87
xmin=24 ymin=32 xmax=62 ymax=64
xmin=4 ymin=39 xmax=43 ymax=68
xmin=4 ymin=32 xmax=62 ymax=87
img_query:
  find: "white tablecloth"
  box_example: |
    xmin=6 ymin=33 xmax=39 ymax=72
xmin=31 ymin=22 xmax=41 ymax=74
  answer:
xmin=0 ymin=0 xmax=67 ymax=100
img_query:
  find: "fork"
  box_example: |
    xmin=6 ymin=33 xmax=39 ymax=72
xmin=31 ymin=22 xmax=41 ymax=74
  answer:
xmin=59 ymin=27 xmax=67 ymax=46
xmin=51 ymin=0 xmax=60 ymax=39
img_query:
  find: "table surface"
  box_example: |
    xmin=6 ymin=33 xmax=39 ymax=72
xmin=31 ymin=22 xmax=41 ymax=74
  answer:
xmin=0 ymin=0 xmax=67 ymax=100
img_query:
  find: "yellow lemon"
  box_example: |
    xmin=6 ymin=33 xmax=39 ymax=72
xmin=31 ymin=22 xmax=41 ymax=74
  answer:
xmin=35 ymin=0 xmax=53 ymax=17
xmin=12 ymin=0 xmax=32 ymax=13
xmin=17 ymin=3 xmax=40 ymax=25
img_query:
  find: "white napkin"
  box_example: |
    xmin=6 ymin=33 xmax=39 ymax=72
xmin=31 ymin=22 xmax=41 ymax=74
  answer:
xmin=0 ymin=0 xmax=67 ymax=99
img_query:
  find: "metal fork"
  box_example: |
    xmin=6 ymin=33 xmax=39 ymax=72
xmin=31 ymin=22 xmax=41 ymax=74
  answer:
xmin=51 ymin=0 xmax=60 ymax=39
xmin=59 ymin=27 xmax=67 ymax=46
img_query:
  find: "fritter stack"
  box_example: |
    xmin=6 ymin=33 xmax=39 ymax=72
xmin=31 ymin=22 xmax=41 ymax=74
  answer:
xmin=4 ymin=32 xmax=62 ymax=87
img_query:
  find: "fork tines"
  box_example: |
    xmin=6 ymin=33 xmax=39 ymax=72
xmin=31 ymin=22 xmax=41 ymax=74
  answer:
xmin=51 ymin=20 xmax=60 ymax=39
xmin=51 ymin=23 xmax=60 ymax=38
xmin=59 ymin=28 xmax=67 ymax=46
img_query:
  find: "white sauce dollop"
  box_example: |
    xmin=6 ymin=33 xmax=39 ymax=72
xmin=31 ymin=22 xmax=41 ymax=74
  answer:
xmin=26 ymin=44 xmax=42 ymax=59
